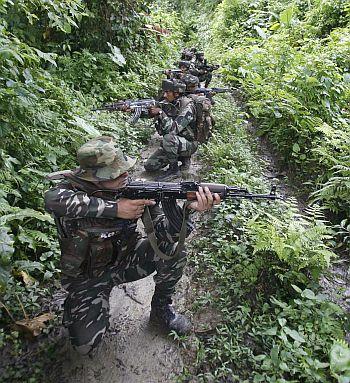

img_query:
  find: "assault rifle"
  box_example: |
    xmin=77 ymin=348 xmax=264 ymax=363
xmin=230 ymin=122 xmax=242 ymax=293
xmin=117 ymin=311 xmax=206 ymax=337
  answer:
xmin=189 ymin=87 xmax=232 ymax=95
xmin=94 ymin=180 xmax=282 ymax=202
xmin=92 ymin=99 xmax=168 ymax=125
xmin=161 ymin=69 xmax=183 ymax=79
xmin=197 ymin=64 xmax=220 ymax=74
xmin=161 ymin=69 xmax=183 ymax=75
xmin=92 ymin=180 xmax=281 ymax=236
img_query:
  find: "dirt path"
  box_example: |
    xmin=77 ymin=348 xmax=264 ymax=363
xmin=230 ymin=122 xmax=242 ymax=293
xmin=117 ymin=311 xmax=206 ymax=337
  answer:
xmin=58 ymin=133 xmax=201 ymax=383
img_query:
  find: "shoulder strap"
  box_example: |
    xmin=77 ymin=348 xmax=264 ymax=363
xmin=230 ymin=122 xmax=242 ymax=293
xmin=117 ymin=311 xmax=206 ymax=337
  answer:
xmin=142 ymin=202 xmax=190 ymax=261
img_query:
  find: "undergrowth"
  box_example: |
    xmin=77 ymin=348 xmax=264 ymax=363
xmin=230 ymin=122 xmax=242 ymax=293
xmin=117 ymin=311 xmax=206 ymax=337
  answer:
xmin=0 ymin=1 xmax=182 ymax=381
xmin=180 ymin=97 xmax=349 ymax=383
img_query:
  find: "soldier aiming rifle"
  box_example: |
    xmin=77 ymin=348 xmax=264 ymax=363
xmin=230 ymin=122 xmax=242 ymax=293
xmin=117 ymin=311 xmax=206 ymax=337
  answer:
xmin=144 ymin=78 xmax=199 ymax=179
xmin=45 ymin=136 xmax=281 ymax=356
xmin=45 ymin=136 xmax=221 ymax=355
xmin=194 ymin=51 xmax=220 ymax=88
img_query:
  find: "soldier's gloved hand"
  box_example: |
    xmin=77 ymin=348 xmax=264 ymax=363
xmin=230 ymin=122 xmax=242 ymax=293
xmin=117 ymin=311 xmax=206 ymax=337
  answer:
xmin=117 ymin=199 xmax=156 ymax=220
xmin=188 ymin=187 xmax=221 ymax=212
xmin=149 ymin=106 xmax=162 ymax=117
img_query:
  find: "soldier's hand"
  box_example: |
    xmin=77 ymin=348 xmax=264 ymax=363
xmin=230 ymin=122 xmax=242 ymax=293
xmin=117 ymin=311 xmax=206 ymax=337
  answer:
xmin=149 ymin=106 xmax=162 ymax=117
xmin=187 ymin=187 xmax=221 ymax=212
xmin=117 ymin=199 xmax=156 ymax=220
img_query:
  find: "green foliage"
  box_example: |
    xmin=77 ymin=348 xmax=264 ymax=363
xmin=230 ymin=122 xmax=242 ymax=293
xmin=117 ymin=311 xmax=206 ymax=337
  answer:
xmin=248 ymin=205 xmax=336 ymax=275
xmin=199 ymin=0 xmax=350 ymax=220
xmin=330 ymin=341 xmax=350 ymax=383
xmin=0 ymin=3 xmax=181 ymax=379
xmin=181 ymin=96 xmax=347 ymax=382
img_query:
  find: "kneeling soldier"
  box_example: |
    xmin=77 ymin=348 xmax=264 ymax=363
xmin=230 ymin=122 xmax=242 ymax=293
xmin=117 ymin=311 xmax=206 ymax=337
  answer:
xmin=145 ymin=79 xmax=198 ymax=179
xmin=45 ymin=136 xmax=220 ymax=355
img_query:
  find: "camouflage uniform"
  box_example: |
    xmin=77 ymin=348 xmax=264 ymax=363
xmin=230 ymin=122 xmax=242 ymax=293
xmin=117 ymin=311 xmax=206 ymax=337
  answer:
xmin=45 ymin=137 xmax=193 ymax=355
xmin=194 ymin=53 xmax=213 ymax=88
xmin=144 ymin=80 xmax=198 ymax=172
xmin=182 ymin=74 xmax=215 ymax=105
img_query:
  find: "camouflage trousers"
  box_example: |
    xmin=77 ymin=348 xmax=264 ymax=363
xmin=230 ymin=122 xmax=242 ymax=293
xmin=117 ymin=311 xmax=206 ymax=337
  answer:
xmin=61 ymin=237 xmax=186 ymax=355
xmin=144 ymin=133 xmax=198 ymax=171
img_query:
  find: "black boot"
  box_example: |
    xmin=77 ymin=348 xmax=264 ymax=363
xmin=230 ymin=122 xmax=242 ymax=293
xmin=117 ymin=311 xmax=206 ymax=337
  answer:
xmin=179 ymin=157 xmax=191 ymax=171
xmin=150 ymin=298 xmax=192 ymax=335
xmin=155 ymin=162 xmax=181 ymax=181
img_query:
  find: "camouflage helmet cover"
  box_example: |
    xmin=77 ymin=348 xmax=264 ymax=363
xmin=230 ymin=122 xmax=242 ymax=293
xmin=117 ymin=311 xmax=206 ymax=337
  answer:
xmin=161 ymin=79 xmax=186 ymax=94
xmin=74 ymin=136 xmax=136 ymax=182
xmin=182 ymin=74 xmax=199 ymax=86
xmin=178 ymin=60 xmax=191 ymax=69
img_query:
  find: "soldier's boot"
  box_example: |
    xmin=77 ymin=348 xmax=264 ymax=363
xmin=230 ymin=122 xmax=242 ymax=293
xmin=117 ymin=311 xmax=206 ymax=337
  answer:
xmin=150 ymin=299 xmax=192 ymax=335
xmin=155 ymin=162 xmax=181 ymax=181
xmin=179 ymin=157 xmax=191 ymax=171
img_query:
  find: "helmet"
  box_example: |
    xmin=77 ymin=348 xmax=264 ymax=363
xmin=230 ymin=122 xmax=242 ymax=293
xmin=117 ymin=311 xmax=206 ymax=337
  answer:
xmin=161 ymin=79 xmax=186 ymax=94
xmin=74 ymin=136 xmax=136 ymax=182
xmin=178 ymin=60 xmax=191 ymax=69
xmin=196 ymin=51 xmax=205 ymax=58
xmin=182 ymin=74 xmax=199 ymax=86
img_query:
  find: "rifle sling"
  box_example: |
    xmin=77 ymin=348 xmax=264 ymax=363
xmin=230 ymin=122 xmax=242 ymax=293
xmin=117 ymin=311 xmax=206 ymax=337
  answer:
xmin=142 ymin=202 xmax=190 ymax=261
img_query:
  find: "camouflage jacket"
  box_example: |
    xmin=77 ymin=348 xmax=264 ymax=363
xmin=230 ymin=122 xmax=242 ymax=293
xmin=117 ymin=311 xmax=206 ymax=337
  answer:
xmin=156 ymin=96 xmax=197 ymax=141
xmin=45 ymin=177 xmax=193 ymax=278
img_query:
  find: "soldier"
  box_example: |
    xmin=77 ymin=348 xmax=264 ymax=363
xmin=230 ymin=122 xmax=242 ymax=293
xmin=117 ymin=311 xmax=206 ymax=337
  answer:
xmin=182 ymin=74 xmax=215 ymax=105
xmin=164 ymin=61 xmax=199 ymax=81
xmin=144 ymin=78 xmax=198 ymax=178
xmin=45 ymin=136 xmax=220 ymax=355
xmin=180 ymin=47 xmax=196 ymax=62
xmin=194 ymin=52 xmax=219 ymax=88
xmin=178 ymin=60 xmax=199 ymax=77
xmin=181 ymin=74 xmax=215 ymax=144
xmin=182 ymin=74 xmax=200 ymax=93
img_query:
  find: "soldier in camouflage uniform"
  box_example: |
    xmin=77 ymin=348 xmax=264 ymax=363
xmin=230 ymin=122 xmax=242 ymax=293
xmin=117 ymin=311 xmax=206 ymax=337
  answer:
xmin=194 ymin=52 xmax=219 ymax=88
xmin=182 ymin=74 xmax=215 ymax=105
xmin=181 ymin=74 xmax=215 ymax=144
xmin=145 ymin=79 xmax=198 ymax=178
xmin=45 ymin=136 xmax=220 ymax=355
xmin=164 ymin=61 xmax=199 ymax=81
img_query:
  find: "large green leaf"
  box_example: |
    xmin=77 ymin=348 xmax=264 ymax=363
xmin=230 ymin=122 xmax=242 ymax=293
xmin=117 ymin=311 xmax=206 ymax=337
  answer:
xmin=0 ymin=227 xmax=14 ymax=259
xmin=279 ymin=5 xmax=295 ymax=26
xmin=70 ymin=116 xmax=101 ymax=137
xmin=107 ymin=43 xmax=126 ymax=66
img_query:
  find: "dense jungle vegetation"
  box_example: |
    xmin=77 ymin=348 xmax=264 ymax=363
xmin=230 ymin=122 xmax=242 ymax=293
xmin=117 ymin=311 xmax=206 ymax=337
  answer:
xmin=173 ymin=0 xmax=350 ymax=382
xmin=0 ymin=0 xmax=349 ymax=382
xmin=0 ymin=0 xmax=181 ymax=379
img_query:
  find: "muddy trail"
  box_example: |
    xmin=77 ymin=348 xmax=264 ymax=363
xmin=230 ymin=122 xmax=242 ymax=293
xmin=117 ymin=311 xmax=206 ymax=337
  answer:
xmin=54 ymin=134 xmax=202 ymax=383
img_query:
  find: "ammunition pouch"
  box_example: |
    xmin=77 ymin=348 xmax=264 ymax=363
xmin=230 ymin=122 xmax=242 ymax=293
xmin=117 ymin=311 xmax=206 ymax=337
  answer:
xmin=59 ymin=218 xmax=137 ymax=278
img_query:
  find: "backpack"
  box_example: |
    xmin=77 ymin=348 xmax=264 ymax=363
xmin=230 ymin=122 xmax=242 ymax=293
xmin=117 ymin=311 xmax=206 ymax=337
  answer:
xmin=187 ymin=94 xmax=214 ymax=144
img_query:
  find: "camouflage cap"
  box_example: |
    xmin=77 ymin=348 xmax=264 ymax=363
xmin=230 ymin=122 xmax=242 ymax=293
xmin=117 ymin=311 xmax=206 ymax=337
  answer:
xmin=182 ymin=74 xmax=199 ymax=86
xmin=178 ymin=60 xmax=191 ymax=69
xmin=161 ymin=79 xmax=186 ymax=94
xmin=74 ymin=136 xmax=136 ymax=182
